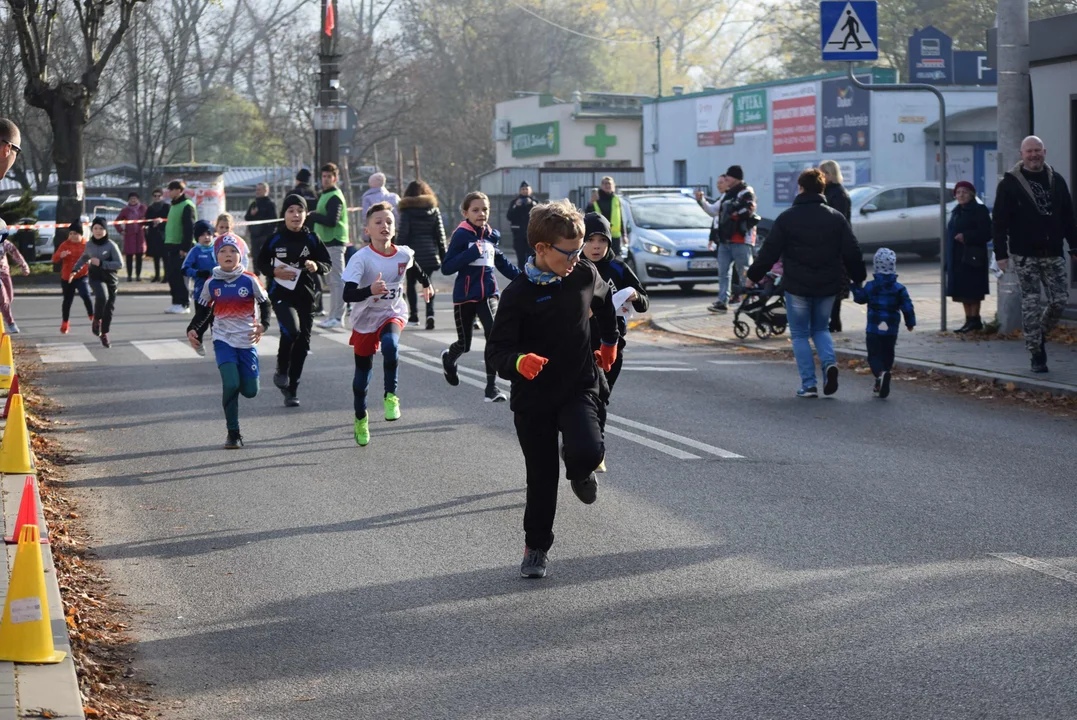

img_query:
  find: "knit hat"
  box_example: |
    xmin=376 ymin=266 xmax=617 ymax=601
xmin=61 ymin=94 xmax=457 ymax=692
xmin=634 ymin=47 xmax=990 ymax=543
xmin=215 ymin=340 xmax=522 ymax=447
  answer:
xmin=584 ymin=212 xmax=611 ymax=243
xmin=193 ymin=219 xmax=214 ymax=238
xmin=281 ymin=193 xmax=307 ymax=216
xmin=295 ymin=168 xmax=312 ymax=183
xmin=953 ymin=180 xmax=976 ymax=197
xmin=67 ymin=221 xmax=83 ymax=238
xmin=873 ymin=248 xmax=897 ymax=275
xmin=91 ymin=216 xmax=108 ymax=230
xmin=214 ymin=233 xmax=245 ymax=259
xmin=520 ymin=181 xmax=530 ymax=189
xmin=725 ymin=165 xmax=744 ymax=181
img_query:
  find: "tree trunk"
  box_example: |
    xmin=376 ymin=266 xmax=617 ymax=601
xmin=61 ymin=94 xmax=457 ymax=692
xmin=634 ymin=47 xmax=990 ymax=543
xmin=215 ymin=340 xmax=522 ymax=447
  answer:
xmin=43 ymin=83 xmax=89 ymax=229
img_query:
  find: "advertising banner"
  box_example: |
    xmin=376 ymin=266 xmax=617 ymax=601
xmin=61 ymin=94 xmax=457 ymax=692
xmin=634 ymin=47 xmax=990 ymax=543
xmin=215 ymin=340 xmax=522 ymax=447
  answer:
xmin=908 ymin=26 xmax=953 ymax=84
xmin=733 ymin=90 xmax=767 ymax=133
xmin=773 ymin=159 xmax=820 ymax=205
xmin=511 ymin=122 xmax=560 ymax=158
xmin=696 ymin=96 xmax=734 ymax=146
xmin=821 ymin=76 xmax=871 ymax=153
xmin=771 ymin=84 xmax=817 ymax=155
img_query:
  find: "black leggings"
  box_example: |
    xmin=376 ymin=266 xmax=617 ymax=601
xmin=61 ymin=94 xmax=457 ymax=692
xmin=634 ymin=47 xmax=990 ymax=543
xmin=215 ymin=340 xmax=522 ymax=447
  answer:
xmin=125 ymin=253 xmax=143 ymax=280
xmin=405 ymin=266 xmax=434 ymax=320
xmin=90 ymin=279 xmax=117 ymax=334
xmin=865 ymin=334 xmax=897 ymax=376
xmin=60 ymin=277 xmax=93 ymax=322
xmin=152 ymin=254 xmax=163 ymax=279
xmin=447 ymin=298 xmax=497 ymax=384
xmin=273 ymin=296 xmax=314 ymax=391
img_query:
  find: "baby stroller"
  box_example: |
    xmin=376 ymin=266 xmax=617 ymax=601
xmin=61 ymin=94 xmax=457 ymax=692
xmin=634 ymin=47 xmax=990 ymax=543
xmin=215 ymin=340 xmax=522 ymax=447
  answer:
xmin=733 ymin=262 xmax=786 ymax=339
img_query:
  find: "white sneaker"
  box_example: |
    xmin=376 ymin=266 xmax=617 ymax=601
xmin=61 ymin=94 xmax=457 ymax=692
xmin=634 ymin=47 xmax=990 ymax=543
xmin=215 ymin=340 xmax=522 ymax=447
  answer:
xmin=181 ymin=305 xmax=192 ymax=314
xmin=195 ymin=344 xmax=206 ymax=357
xmin=318 ymin=317 xmax=342 ymax=329
xmin=164 ymin=304 xmax=182 ymax=314
xmin=6 ymin=324 xmax=18 ymax=334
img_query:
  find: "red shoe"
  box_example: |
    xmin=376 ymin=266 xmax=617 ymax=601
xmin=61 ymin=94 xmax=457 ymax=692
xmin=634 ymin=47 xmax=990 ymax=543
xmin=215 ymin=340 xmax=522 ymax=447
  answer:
xmin=88 ymin=314 xmax=94 ymax=321
xmin=60 ymin=320 xmax=70 ymax=334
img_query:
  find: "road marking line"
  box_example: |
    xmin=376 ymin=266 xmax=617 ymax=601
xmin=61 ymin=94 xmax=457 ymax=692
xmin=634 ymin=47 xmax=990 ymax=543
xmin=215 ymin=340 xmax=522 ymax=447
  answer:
xmin=131 ymin=339 xmax=202 ymax=360
xmin=255 ymin=335 xmax=279 ymax=356
xmin=410 ymin=331 xmax=485 ymax=351
xmin=989 ymin=553 xmax=1077 ymax=587
xmin=620 ymin=366 xmax=697 ymax=372
xmin=604 ymin=425 xmax=701 ymax=460
xmin=36 ymin=343 xmax=97 ymax=364
xmin=707 ymin=359 xmax=788 ymax=365
xmin=605 ymin=414 xmax=744 ymax=459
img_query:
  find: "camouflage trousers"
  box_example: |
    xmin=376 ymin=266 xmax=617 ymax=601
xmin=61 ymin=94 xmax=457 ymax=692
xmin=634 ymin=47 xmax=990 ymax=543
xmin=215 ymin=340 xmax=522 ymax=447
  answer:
xmin=1012 ymin=254 xmax=1069 ymax=354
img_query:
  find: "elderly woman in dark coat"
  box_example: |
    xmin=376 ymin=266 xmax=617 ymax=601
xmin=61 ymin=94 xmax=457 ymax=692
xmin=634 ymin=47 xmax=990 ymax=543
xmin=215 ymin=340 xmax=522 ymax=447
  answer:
xmin=397 ymin=180 xmax=447 ymax=330
xmin=946 ymin=180 xmax=992 ymax=333
xmin=820 ymin=160 xmax=852 ymax=333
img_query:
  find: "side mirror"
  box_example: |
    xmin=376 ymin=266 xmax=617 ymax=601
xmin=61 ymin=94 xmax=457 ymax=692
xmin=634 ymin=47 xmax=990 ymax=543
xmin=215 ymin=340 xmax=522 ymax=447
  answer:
xmin=861 ymin=204 xmax=878 ymax=215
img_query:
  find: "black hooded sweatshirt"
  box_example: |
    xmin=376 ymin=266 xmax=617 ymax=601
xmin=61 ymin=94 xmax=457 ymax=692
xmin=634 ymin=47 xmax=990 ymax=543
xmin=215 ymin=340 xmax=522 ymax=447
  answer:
xmin=589 ymin=245 xmax=649 ymax=349
xmin=256 ymin=225 xmax=332 ymax=305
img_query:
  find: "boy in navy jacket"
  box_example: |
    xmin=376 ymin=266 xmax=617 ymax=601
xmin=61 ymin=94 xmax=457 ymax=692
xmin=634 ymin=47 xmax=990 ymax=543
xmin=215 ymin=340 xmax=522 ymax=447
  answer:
xmin=850 ymin=248 xmax=916 ymax=399
xmin=440 ymin=190 xmax=520 ymax=402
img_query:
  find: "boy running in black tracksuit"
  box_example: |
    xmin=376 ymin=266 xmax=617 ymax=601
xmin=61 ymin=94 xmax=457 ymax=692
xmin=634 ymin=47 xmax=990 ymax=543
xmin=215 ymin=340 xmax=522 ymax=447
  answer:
xmin=256 ymin=194 xmax=332 ymax=407
xmin=486 ymin=200 xmax=619 ymax=579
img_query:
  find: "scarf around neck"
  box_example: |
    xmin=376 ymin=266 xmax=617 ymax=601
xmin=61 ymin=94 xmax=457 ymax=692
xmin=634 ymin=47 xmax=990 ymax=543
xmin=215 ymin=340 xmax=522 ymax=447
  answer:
xmin=525 ymin=257 xmax=561 ymax=285
xmin=212 ymin=266 xmax=247 ymax=283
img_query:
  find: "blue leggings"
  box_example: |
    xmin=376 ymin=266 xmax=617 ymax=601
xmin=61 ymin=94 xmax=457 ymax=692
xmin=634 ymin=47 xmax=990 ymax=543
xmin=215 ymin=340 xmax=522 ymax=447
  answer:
xmin=353 ymin=324 xmax=400 ymax=418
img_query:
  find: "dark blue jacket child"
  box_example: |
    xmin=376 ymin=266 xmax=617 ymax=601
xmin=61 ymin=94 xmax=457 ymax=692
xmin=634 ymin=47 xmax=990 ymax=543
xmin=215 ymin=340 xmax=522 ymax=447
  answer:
xmin=182 ymin=219 xmax=218 ymax=300
xmin=850 ymin=248 xmax=916 ymax=395
xmin=441 ymin=220 xmax=520 ymax=303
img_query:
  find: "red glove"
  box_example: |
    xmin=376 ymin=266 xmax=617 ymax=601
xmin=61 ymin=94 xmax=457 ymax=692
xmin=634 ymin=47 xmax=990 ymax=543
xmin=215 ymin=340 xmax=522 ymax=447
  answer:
xmin=516 ymin=353 xmax=548 ymax=380
xmin=595 ymin=343 xmax=618 ymax=372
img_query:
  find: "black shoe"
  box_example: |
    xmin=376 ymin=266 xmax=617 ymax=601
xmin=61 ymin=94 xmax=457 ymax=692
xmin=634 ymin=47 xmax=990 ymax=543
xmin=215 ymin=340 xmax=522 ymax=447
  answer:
xmin=273 ymin=371 xmax=288 ymax=389
xmin=442 ymin=349 xmax=459 ymax=386
xmin=225 ymin=430 xmax=244 ymax=449
xmin=569 ymin=473 xmax=598 ymax=505
xmin=91 ymin=318 xmax=101 ymax=337
xmin=873 ymin=377 xmax=881 ymax=396
xmin=823 ymin=364 xmax=839 ymax=396
xmin=484 ymin=385 xmax=507 ymax=403
xmin=407 ymin=316 xmax=420 ymax=327
xmin=283 ymin=389 xmax=301 ymax=407
xmin=954 ymin=319 xmax=973 ymax=334
xmin=829 ymin=321 xmax=843 ymax=333
xmin=707 ymin=301 xmax=728 ymax=313
xmin=1031 ymin=352 xmax=1048 ymax=374
xmin=425 ymin=317 xmax=435 ymax=331
xmin=879 ymin=371 xmax=892 ymax=398
xmin=967 ymin=316 xmax=984 ymax=332
xmin=520 ymin=546 xmax=548 ymax=578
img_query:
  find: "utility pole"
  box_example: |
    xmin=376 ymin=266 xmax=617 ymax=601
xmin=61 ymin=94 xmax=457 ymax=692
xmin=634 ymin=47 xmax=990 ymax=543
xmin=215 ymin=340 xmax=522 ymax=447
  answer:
xmin=995 ymin=0 xmax=1029 ymax=332
xmin=655 ymin=37 xmax=663 ymax=98
xmin=317 ymin=0 xmax=341 ymax=175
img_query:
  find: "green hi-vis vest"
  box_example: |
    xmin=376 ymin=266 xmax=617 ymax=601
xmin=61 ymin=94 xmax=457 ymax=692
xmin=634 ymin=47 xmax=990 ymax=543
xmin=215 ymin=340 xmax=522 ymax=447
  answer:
xmin=164 ymin=196 xmax=196 ymax=245
xmin=593 ymin=195 xmax=622 ymax=239
xmin=314 ymin=187 xmax=349 ymax=246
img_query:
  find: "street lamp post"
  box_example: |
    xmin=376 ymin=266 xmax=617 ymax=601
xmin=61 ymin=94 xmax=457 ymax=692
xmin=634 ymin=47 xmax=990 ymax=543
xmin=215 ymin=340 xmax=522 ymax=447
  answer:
xmin=317 ymin=0 xmax=341 ymax=173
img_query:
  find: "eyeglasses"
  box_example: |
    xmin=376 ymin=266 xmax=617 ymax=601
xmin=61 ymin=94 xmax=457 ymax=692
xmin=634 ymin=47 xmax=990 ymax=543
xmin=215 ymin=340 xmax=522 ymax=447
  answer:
xmin=549 ymin=244 xmax=583 ymax=259
xmin=3 ymin=140 xmax=21 ymax=156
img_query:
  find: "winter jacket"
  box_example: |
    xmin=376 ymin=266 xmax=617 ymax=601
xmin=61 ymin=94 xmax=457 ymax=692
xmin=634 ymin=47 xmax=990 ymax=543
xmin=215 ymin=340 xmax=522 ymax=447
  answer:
xmin=256 ymin=226 xmax=332 ymax=305
xmin=747 ymin=193 xmax=866 ymax=297
xmin=244 ymin=196 xmax=278 ymax=246
xmin=593 ymin=190 xmax=625 ymax=239
xmin=0 ymin=240 xmax=29 ymax=278
xmin=946 ymin=201 xmax=991 ymax=301
xmin=115 ymin=203 xmax=147 ymax=255
xmin=361 ymin=187 xmax=400 ymax=221
xmin=823 ymin=182 xmax=852 ymax=222
xmin=397 ymin=195 xmax=447 ymax=273
xmin=441 ymin=221 xmax=520 ymax=303
xmin=992 ymin=163 xmax=1076 ymax=259
xmin=52 ymin=238 xmax=90 ymax=282
xmin=71 ymin=237 xmax=124 ymax=285
xmin=182 ymin=243 xmax=218 ymax=300
xmin=851 ymin=273 xmax=916 ymax=336
xmin=718 ymin=183 xmax=758 ymax=245
xmin=288 ymin=182 xmax=318 ymax=207
xmin=144 ymin=200 xmax=170 ymax=256
xmin=506 ymin=194 xmax=537 ymax=235
xmin=589 ymin=246 xmax=649 ymax=346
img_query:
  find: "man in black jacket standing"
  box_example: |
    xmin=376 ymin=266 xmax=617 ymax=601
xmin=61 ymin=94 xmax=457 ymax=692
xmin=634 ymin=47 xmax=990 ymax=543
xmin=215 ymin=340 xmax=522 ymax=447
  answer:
xmin=144 ymin=188 xmax=170 ymax=283
xmin=506 ymin=181 xmax=537 ymax=266
xmin=747 ymin=168 xmax=865 ymax=398
xmin=993 ymin=136 xmax=1077 ymax=373
xmin=244 ymin=183 xmax=278 ymax=276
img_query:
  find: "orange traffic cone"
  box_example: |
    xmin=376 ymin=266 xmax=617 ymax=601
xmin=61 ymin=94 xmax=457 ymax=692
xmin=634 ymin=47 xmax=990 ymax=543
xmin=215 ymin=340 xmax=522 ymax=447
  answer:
xmin=5 ymin=476 xmax=47 ymax=545
xmin=0 ymin=393 xmax=34 ymax=474
xmin=0 ymin=334 xmax=13 ymax=390
xmin=0 ymin=525 xmax=65 ymax=663
xmin=2 ymin=374 xmax=19 ymax=419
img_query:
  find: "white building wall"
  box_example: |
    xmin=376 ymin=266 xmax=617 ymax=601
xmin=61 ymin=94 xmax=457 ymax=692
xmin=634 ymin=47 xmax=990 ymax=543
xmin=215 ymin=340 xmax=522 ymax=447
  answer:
xmin=1030 ymin=60 xmax=1076 ymax=183
xmin=494 ymin=96 xmax=642 ymax=168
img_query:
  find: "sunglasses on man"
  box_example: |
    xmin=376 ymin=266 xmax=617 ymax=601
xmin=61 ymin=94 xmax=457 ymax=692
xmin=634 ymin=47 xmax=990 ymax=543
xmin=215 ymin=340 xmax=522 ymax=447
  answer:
xmin=3 ymin=139 xmax=20 ymax=156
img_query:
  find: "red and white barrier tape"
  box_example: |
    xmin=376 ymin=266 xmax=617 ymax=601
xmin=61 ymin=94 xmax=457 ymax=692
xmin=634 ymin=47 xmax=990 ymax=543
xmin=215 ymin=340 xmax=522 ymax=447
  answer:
xmin=3 ymin=204 xmax=367 ymax=232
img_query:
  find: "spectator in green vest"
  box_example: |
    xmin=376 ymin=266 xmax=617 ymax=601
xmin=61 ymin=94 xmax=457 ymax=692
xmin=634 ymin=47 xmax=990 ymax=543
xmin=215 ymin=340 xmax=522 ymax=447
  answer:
xmin=163 ymin=179 xmax=196 ymax=314
xmin=592 ymin=176 xmax=625 ymax=257
xmin=310 ymin=162 xmax=350 ymax=328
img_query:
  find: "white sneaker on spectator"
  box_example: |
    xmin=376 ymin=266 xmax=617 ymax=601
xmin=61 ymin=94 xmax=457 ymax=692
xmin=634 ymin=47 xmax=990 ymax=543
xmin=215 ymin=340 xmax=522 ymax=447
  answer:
xmin=318 ymin=317 xmax=342 ymax=329
xmin=181 ymin=305 xmax=192 ymax=314
xmin=164 ymin=304 xmax=183 ymax=314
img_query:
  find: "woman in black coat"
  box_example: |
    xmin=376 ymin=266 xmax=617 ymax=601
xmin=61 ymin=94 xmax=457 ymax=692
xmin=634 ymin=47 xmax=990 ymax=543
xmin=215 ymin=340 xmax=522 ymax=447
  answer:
xmin=820 ymin=160 xmax=852 ymax=333
xmin=946 ymin=180 xmax=991 ymax=333
xmin=397 ymin=180 xmax=447 ymax=329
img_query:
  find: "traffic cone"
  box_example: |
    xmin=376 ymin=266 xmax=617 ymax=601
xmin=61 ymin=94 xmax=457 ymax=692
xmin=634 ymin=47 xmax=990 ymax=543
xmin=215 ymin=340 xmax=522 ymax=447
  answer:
xmin=5 ymin=476 xmax=46 ymax=545
xmin=0 ymin=314 xmax=6 ymax=335
xmin=0 ymin=524 xmax=65 ymax=663
xmin=0 ymin=394 xmax=34 ymax=474
xmin=0 ymin=334 xmax=13 ymax=390
xmin=2 ymin=374 xmax=19 ymax=418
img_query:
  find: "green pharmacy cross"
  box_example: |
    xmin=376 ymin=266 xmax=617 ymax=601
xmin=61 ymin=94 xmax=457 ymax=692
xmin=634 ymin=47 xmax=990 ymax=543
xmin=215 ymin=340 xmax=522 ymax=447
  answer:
xmin=585 ymin=124 xmax=618 ymax=158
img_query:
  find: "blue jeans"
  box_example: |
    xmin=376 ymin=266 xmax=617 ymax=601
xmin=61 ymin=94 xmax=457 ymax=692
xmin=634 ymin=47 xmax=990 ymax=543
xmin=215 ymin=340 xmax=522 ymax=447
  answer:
xmin=784 ymin=293 xmax=836 ymax=390
xmin=717 ymin=243 xmax=753 ymax=303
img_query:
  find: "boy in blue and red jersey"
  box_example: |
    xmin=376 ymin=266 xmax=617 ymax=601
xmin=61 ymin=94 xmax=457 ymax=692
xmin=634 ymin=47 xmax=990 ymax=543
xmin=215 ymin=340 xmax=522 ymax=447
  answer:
xmin=187 ymin=234 xmax=272 ymax=449
xmin=440 ymin=190 xmax=520 ymax=402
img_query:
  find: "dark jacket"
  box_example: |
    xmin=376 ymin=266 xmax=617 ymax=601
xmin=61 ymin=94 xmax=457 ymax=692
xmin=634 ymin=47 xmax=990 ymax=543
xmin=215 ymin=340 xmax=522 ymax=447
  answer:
xmin=589 ymin=246 xmax=649 ymax=346
xmin=946 ymin=201 xmax=991 ymax=301
xmin=992 ymin=163 xmax=1077 ymax=260
xmin=718 ymin=182 xmax=758 ymax=245
xmin=256 ymin=225 xmax=332 ymax=305
xmin=244 ymin=197 xmax=278 ymax=244
xmin=441 ymin=220 xmax=520 ymax=303
xmin=747 ymin=193 xmax=866 ymax=297
xmin=288 ymin=182 xmax=318 ymax=206
xmin=823 ymin=182 xmax=852 ymax=222
xmin=397 ymin=195 xmax=447 ymax=273
xmin=144 ymin=200 xmax=170 ymax=255
xmin=850 ymin=273 xmax=916 ymax=336
xmin=506 ymin=194 xmax=537 ymax=235
xmin=486 ymin=260 xmax=618 ymax=412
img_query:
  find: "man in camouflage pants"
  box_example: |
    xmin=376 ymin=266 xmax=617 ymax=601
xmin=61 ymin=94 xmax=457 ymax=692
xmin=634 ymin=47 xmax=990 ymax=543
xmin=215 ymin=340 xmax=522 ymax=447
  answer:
xmin=992 ymin=136 xmax=1077 ymax=373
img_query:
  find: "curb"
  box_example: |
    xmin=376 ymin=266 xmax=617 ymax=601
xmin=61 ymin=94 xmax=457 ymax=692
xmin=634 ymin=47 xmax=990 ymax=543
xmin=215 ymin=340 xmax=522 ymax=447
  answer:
xmin=649 ymin=313 xmax=1077 ymax=398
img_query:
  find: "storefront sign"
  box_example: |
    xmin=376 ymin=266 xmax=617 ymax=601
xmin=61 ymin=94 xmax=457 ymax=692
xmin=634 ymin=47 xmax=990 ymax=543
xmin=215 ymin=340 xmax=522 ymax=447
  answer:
xmin=821 ymin=76 xmax=871 ymax=152
xmin=511 ymin=122 xmax=560 ymax=158
xmin=908 ymin=26 xmax=953 ymax=84
xmin=696 ymin=96 xmax=734 ymax=146
xmin=773 ymin=159 xmax=820 ymax=205
xmin=771 ymin=84 xmax=817 ymax=155
xmin=733 ymin=90 xmax=767 ymax=133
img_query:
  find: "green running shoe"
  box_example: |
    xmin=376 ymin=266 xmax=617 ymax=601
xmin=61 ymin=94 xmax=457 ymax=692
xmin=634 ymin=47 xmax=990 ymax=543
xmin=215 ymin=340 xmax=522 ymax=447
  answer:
xmin=384 ymin=393 xmax=401 ymax=421
xmin=354 ymin=414 xmax=370 ymax=446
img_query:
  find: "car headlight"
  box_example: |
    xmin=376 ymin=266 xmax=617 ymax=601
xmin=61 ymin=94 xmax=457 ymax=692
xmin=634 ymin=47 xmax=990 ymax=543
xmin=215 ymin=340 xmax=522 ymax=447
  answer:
xmin=642 ymin=242 xmax=671 ymax=256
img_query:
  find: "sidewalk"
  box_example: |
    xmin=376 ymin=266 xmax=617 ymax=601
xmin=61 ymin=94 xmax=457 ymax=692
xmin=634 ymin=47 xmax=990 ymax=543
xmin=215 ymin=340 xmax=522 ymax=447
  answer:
xmin=650 ymin=294 xmax=1077 ymax=397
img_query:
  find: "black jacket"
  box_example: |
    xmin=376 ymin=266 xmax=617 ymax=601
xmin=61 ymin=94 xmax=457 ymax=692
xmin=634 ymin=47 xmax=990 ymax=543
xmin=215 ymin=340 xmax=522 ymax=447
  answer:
xmin=256 ymin=226 xmax=332 ymax=304
xmin=589 ymin=248 xmax=649 ymax=346
xmin=244 ymin=197 xmax=278 ymax=243
xmin=992 ymin=163 xmax=1076 ymax=260
xmin=486 ymin=260 xmax=618 ymax=412
xmin=823 ymin=182 xmax=852 ymax=222
xmin=397 ymin=195 xmax=447 ymax=273
xmin=506 ymin=194 xmax=537 ymax=234
xmin=144 ymin=200 xmax=169 ymax=250
xmin=288 ymin=182 xmax=319 ymax=206
xmin=747 ymin=193 xmax=866 ymax=297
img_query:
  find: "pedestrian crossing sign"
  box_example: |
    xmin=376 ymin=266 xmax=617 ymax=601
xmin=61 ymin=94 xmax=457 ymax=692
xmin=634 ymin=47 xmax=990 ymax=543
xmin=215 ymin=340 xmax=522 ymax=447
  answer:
xmin=820 ymin=0 xmax=878 ymax=61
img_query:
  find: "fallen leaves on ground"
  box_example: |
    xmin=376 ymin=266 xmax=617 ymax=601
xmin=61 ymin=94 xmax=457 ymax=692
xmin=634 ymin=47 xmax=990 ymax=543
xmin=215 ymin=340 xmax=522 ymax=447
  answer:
xmin=947 ymin=324 xmax=1077 ymax=345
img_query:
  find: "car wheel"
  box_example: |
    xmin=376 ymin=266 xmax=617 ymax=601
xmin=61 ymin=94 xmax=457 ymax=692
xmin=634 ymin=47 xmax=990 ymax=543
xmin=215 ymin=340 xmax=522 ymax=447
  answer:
xmin=678 ymin=283 xmax=696 ymax=293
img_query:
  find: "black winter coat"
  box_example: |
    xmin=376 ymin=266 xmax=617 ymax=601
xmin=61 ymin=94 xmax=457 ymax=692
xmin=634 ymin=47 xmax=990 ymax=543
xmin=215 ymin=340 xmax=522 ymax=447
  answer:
xmin=397 ymin=195 xmax=447 ymax=273
xmin=144 ymin=200 xmax=170 ymax=256
xmin=992 ymin=163 xmax=1077 ymax=260
xmin=747 ymin=193 xmax=866 ymax=297
xmin=946 ymin=200 xmax=991 ymax=301
xmin=823 ymin=182 xmax=852 ymax=222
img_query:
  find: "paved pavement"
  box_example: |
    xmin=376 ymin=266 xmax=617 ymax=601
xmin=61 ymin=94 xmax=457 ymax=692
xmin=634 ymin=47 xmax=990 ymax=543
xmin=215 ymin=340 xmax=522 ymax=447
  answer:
xmin=12 ymin=279 xmax=1077 ymax=720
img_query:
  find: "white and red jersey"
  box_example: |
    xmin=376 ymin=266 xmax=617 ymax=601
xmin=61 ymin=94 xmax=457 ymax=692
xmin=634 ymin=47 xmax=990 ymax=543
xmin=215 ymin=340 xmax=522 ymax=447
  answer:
xmin=343 ymin=244 xmax=415 ymax=333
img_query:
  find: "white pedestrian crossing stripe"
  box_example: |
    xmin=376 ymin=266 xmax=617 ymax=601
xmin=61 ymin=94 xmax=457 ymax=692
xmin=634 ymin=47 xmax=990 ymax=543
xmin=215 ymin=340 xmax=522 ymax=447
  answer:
xmin=36 ymin=343 xmax=97 ymax=364
xmin=132 ymin=339 xmax=202 ymax=360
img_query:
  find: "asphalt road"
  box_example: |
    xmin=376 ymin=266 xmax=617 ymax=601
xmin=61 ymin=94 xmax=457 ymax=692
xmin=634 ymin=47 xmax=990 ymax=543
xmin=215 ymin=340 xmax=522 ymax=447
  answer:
xmin=15 ymin=285 xmax=1077 ymax=720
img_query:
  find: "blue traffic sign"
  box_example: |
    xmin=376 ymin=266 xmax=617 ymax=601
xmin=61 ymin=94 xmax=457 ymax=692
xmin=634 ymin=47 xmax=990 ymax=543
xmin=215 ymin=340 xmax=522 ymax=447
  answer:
xmin=821 ymin=1 xmax=879 ymax=62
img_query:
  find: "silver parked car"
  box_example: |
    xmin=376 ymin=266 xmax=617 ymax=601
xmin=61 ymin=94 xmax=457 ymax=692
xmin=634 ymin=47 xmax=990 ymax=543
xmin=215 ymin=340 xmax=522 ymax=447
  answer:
xmin=849 ymin=182 xmax=959 ymax=258
xmin=622 ymin=192 xmax=717 ymax=291
xmin=2 ymin=194 xmax=126 ymax=260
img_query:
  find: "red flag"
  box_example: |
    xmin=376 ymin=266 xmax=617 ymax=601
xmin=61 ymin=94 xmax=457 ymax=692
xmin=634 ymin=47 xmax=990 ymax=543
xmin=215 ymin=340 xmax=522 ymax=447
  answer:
xmin=324 ymin=0 xmax=335 ymax=37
